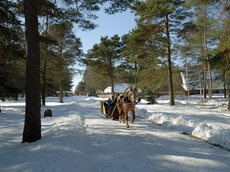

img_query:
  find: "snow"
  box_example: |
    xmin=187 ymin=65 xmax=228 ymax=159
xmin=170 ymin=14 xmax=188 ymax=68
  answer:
xmin=1 ymin=95 xmax=230 ymax=172
xmin=138 ymin=96 xmax=230 ymax=149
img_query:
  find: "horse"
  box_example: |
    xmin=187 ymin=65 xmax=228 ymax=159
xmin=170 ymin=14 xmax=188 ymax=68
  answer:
xmin=116 ymin=87 xmax=139 ymax=128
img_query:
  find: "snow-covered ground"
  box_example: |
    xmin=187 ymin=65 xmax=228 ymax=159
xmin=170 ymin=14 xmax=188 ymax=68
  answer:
xmin=0 ymin=95 xmax=230 ymax=172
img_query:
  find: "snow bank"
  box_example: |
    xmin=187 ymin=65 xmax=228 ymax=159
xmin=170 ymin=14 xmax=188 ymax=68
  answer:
xmin=136 ymin=98 xmax=230 ymax=150
xmin=192 ymin=124 xmax=230 ymax=149
xmin=146 ymin=112 xmax=196 ymax=133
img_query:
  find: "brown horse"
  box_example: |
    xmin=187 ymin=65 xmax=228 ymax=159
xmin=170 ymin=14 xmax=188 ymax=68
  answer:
xmin=116 ymin=87 xmax=138 ymax=128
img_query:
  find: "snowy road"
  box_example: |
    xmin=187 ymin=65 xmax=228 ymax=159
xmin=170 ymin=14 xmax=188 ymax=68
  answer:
xmin=1 ymin=97 xmax=230 ymax=172
xmin=76 ymin=99 xmax=230 ymax=172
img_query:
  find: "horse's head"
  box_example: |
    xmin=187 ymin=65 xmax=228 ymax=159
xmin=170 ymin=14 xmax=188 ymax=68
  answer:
xmin=127 ymin=87 xmax=138 ymax=105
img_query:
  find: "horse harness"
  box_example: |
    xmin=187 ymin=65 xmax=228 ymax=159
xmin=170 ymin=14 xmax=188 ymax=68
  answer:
xmin=116 ymin=92 xmax=140 ymax=105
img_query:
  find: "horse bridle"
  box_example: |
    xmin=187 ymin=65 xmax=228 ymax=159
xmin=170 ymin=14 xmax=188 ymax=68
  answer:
xmin=125 ymin=87 xmax=141 ymax=105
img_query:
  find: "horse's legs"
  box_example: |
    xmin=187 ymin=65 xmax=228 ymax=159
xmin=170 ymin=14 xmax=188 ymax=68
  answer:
xmin=119 ymin=111 xmax=124 ymax=123
xmin=131 ymin=109 xmax=135 ymax=123
xmin=119 ymin=111 xmax=123 ymax=123
xmin=117 ymin=105 xmax=122 ymax=123
xmin=125 ymin=111 xmax=129 ymax=128
xmin=119 ymin=115 xmax=121 ymax=123
xmin=119 ymin=108 xmax=125 ymax=123
xmin=122 ymin=112 xmax=125 ymax=123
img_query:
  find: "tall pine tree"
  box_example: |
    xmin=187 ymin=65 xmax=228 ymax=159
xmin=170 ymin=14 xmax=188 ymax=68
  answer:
xmin=48 ymin=22 xmax=82 ymax=103
xmin=85 ymin=35 xmax=122 ymax=96
xmin=132 ymin=0 xmax=188 ymax=105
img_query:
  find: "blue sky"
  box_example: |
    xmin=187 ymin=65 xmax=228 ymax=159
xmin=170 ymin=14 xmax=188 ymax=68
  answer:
xmin=75 ymin=9 xmax=136 ymax=53
xmin=72 ymin=10 xmax=136 ymax=90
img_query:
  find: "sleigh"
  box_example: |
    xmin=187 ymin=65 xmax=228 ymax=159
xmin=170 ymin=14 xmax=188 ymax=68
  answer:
xmin=100 ymin=100 xmax=119 ymax=120
xmin=100 ymin=86 xmax=141 ymax=124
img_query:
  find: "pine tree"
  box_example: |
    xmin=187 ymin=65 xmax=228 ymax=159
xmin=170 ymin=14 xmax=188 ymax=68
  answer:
xmin=122 ymin=23 xmax=165 ymax=92
xmin=38 ymin=0 xmax=63 ymax=105
xmin=220 ymin=1 xmax=230 ymax=109
xmin=74 ymin=81 xmax=86 ymax=95
xmin=210 ymin=1 xmax=230 ymax=109
xmin=48 ymin=22 xmax=82 ymax=103
xmin=132 ymin=0 xmax=188 ymax=105
xmin=188 ymin=0 xmax=223 ymax=100
xmin=85 ymin=35 xmax=122 ymax=97
xmin=0 ymin=0 xmax=25 ymax=100
xmin=83 ymin=67 xmax=109 ymax=95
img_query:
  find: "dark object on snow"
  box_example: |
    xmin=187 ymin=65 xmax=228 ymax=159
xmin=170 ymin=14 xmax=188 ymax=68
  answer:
xmin=146 ymin=95 xmax=158 ymax=104
xmin=44 ymin=109 xmax=52 ymax=117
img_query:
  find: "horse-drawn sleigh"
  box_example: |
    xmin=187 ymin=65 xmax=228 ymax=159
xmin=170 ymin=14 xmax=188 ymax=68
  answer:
xmin=100 ymin=87 xmax=141 ymax=128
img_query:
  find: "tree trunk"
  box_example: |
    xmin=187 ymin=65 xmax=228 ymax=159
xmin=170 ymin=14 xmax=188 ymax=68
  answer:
xmin=198 ymin=63 xmax=203 ymax=101
xmin=41 ymin=63 xmax=47 ymax=105
xmin=58 ymin=39 xmax=64 ymax=103
xmin=203 ymin=3 xmax=212 ymax=99
xmin=41 ymin=13 xmax=49 ymax=106
xmin=110 ymin=75 xmax=115 ymax=97
xmin=134 ymin=62 xmax=138 ymax=85
xmin=207 ymin=62 xmax=212 ymax=99
xmin=22 ymin=0 xmax=41 ymax=143
xmin=227 ymin=74 xmax=230 ymax=110
xmin=227 ymin=37 xmax=230 ymax=109
xmin=165 ymin=15 xmax=175 ymax=105
xmin=223 ymin=71 xmax=227 ymax=98
xmin=109 ymin=56 xmax=115 ymax=97
xmin=59 ymin=80 xmax=64 ymax=103
xmin=203 ymin=64 xmax=207 ymax=99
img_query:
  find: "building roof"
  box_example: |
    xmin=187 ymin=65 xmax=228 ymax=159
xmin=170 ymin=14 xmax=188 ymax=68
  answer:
xmin=103 ymin=83 xmax=133 ymax=93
